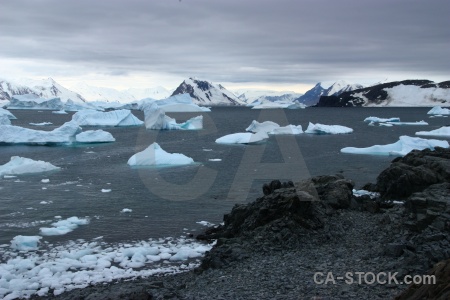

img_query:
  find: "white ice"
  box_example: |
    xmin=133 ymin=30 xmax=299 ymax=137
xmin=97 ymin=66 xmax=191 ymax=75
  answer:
xmin=245 ymin=120 xmax=280 ymax=133
xmin=0 ymin=115 xmax=11 ymax=125
xmin=101 ymin=189 xmax=112 ymax=193
xmin=269 ymin=125 xmax=303 ymax=135
xmin=341 ymin=135 xmax=449 ymax=156
xmin=143 ymin=103 xmax=203 ymax=130
xmin=72 ymin=109 xmax=143 ymax=126
xmin=75 ymin=130 xmax=115 ymax=143
xmin=142 ymin=94 xmax=211 ymax=112
xmin=352 ymin=189 xmax=380 ymax=199
xmin=29 ymin=122 xmax=53 ymax=126
xmin=385 ymin=120 xmax=428 ymax=126
xmin=0 ymin=157 xmax=60 ymax=177
xmin=251 ymin=101 xmax=305 ymax=109
xmin=10 ymin=235 xmax=42 ymax=251
xmin=364 ymin=116 xmax=400 ymax=123
xmin=215 ymin=131 xmax=269 ymax=144
xmin=7 ymin=94 xmax=64 ymax=110
xmin=0 ymin=121 xmax=81 ymax=144
xmin=39 ymin=216 xmax=89 ymax=236
xmin=0 ymin=107 xmax=17 ymax=119
xmin=127 ymin=142 xmax=195 ymax=166
xmin=121 ymin=208 xmax=132 ymax=213
xmin=52 ymin=110 xmax=68 ymax=114
xmin=416 ymin=126 xmax=450 ymax=137
xmin=427 ymin=106 xmax=450 ymax=115
xmin=305 ymin=122 xmax=353 ymax=134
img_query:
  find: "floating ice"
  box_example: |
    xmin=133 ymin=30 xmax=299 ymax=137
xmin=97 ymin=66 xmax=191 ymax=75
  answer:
xmin=141 ymin=94 xmax=211 ymax=112
xmin=385 ymin=120 xmax=428 ymax=126
xmin=246 ymin=120 xmax=280 ymax=133
xmin=101 ymin=189 xmax=112 ymax=193
xmin=305 ymin=122 xmax=353 ymax=134
xmin=208 ymin=159 xmax=222 ymax=162
xmin=0 ymin=114 xmax=11 ymax=125
xmin=416 ymin=126 xmax=450 ymax=137
xmin=269 ymin=125 xmax=303 ymax=135
xmin=121 ymin=208 xmax=132 ymax=213
xmin=127 ymin=142 xmax=195 ymax=166
xmin=75 ymin=130 xmax=115 ymax=143
xmin=379 ymin=123 xmax=393 ymax=127
xmin=39 ymin=216 xmax=89 ymax=236
xmin=10 ymin=235 xmax=42 ymax=251
xmin=41 ymin=179 xmax=50 ymax=183
xmin=0 ymin=157 xmax=60 ymax=177
xmin=72 ymin=109 xmax=143 ymax=126
xmin=364 ymin=116 xmax=400 ymax=123
xmin=143 ymin=103 xmax=203 ymax=130
xmin=341 ymin=135 xmax=449 ymax=156
xmin=0 ymin=120 xmax=81 ymax=144
xmin=52 ymin=109 xmax=68 ymax=114
xmin=427 ymin=106 xmax=450 ymax=115
xmin=0 ymin=107 xmax=17 ymax=119
xmin=29 ymin=122 xmax=53 ymax=126
xmin=215 ymin=131 xmax=269 ymax=144
xmin=196 ymin=221 xmax=215 ymax=227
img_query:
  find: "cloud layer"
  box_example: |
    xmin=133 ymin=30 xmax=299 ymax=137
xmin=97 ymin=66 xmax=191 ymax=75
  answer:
xmin=0 ymin=0 xmax=449 ymax=88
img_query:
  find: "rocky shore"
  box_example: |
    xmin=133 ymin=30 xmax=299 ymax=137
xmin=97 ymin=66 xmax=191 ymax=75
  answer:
xmin=34 ymin=147 xmax=450 ymax=299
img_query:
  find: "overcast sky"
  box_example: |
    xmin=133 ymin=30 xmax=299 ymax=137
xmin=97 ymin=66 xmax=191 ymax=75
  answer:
xmin=0 ymin=0 xmax=449 ymax=92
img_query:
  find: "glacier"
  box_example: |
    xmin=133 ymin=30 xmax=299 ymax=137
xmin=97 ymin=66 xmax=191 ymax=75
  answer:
xmin=0 ymin=156 xmax=60 ymax=176
xmin=75 ymin=130 xmax=115 ymax=143
xmin=416 ymin=126 xmax=450 ymax=137
xmin=143 ymin=103 xmax=203 ymax=130
xmin=215 ymin=131 xmax=269 ymax=144
xmin=305 ymin=122 xmax=353 ymax=134
xmin=341 ymin=135 xmax=449 ymax=156
xmin=72 ymin=109 xmax=143 ymax=126
xmin=127 ymin=142 xmax=195 ymax=166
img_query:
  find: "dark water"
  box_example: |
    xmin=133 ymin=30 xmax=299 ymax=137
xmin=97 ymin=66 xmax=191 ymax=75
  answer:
xmin=0 ymin=107 xmax=448 ymax=246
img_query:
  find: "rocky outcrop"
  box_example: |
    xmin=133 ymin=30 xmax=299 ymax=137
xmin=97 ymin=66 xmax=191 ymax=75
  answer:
xmin=373 ymin=147 xmax=450 ymax=200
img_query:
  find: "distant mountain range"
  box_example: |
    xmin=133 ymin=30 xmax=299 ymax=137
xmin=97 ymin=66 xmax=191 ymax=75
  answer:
xmin=316 ymin=79 xmax=450 ymax=107
xmin=295 ymin=80 xmax=364 ymax=106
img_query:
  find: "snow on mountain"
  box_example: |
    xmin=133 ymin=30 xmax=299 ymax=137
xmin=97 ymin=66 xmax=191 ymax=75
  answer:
xmin=295 ymin=81 xmax=363 ymax=106
xmin=71 ymin=83 xmax=172 ymax=103
xmin=233 ymin=89 xmax=302 ymax=104
xmin=171 ymin=78 xmax=244 ymax=106
xmin=295 ymin=83 xmax=326 ymax=106
xmin=317 ymin=80 xmax=450 ymax=107
xmin=0 ymin=78 xmax=36 ymax=102
xmin=324 ymin=80 xmax=364 ymax=96
xmin=17 ymin=78 xmax=87 ymax=104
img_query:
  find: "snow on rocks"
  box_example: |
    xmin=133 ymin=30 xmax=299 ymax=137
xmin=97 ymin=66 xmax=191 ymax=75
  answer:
xmin=75 ymin=130 xmax=115 ymax=143
xmin=0 ymin=236 xmax=213 ymax=299
xmin=39 ymin=216 xmax=89 ymax=236
xmin=0 ymin=120 xmax=81 ymax=144
xmin=427 ymin=106 xmax=450 ymax=115
xmin=127 ymin=142 xmax=195 ymax=166
xmin=143 ymin=102 xmax=203 ymax=130
xmin=10 ymin=235 xmax=42 ymax=251
xmin=416 ymin=126 xmax=450 ymax=137
xmin=305 ymin=122 xmax=353 ymax=134
xmin=341 ymin=135 xmax=449 ymax=156
xmin=215 ymin=131 xmax=269 ymax=144
xmin=0 ymin=156 xmax=60 ymax=177
xmin=72 ymin=109 xmax=143 ymax=126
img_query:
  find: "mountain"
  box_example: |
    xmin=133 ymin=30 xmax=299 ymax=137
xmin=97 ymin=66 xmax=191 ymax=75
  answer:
xmin=0 ymin=78 xmax=86 ymax=104
xmin=71 ymin=83 xmax=172 ymax=103
xmin=295 ymin=80 xmax=364 ymax=106
xmin=316 ymin=79 xmax=450 ymax=107
xmin=171 ymin=78 xmax=243 ymax=106
xmin=233 ymin=89 xmax=302 ymax=105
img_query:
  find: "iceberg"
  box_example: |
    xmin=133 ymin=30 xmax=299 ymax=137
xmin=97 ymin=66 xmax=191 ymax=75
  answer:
xmin=75 ymin=130 xmax=115 ymax=143
xmin=0 ymin=156 xmax=60 ymax=176
xmin=0 ymin=107 xmax=17 ymax=119
xmin=0 ymin=121 xmax=81 ymax=144
xmin=72 ymin=109 xmax=143 ymax=126
xmin=364 ymin=116 xmax=400 ymax=123
xmin=385 ymin=120 xmax=428 ymax=126
xmin=269 ymin=125 xmax=303 ymax=135
xmin=341 ymin=135 xmax=449 ymax=156
xmin=246 ymin=120 xmax=280 ymax=133
xmin=10 ymin=235 xmax=42 ymax=251
xmin=416 ymin=126 xmax=450 ymax=137
xmin=40 ymin=216 xmax=89 ymax=236
xmin=0 ymin=115 xmax=11 ymax=125
xmin=7 ymin=94 xmax=64 ymax=110
xmin=143 ymin=103 xmax=203 ymax=130
xmin=145 ymin=94 xmax=211 ymax=112
xmin=127 ymin=142 xmax=195 ymax=166
xmin=215 ymin=131 xmax=269 ymax=144
xmin=305 ymin=122 xmax=353 ymax=134
xmin=63 ymin=99 xmax=101 ymax=112
xmin=427 ymin=106 xmax=450 ymax=115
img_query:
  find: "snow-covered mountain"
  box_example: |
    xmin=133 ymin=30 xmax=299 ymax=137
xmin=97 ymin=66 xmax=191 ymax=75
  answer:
xmin=1 ymin=78 xmax=87 ymax=104
xmin=171 ymin=78 xmax=243 ymax=106
xmin=233 ymin=89 xmax=302 ymax=104
xmin=316 ymin=79 xmax=450 ymax=107
xmin=71 ymin=83 xmax=172 ymax=103
xmin=295 ymin=81 xmax=364 ymax=106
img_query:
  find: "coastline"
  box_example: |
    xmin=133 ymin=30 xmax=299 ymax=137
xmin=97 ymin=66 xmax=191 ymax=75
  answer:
xmin=32 ymin=147 xmax=450 ymax=299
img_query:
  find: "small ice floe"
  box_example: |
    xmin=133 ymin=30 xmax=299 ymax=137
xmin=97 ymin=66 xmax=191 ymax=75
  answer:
xmin=215 ymin=131 xmax=269 ymax=144
xmin=208 ymin=159 xmax=222 ymax=162
xmin=352 ymin=189 xmax=380 ymax=199
xmin=29 ymin=122 xmax=53 ymax=126
xmin=39 ymin=201 xmax=53 ymax=205
xmin=41 ymin=179 xmax=50 ymax=183
xmin=305 ymin=122 xmax=353 ymax=134
xmin=379 ymin=123 xmax=393 ymax=127
xmin=10 ymin=235 xmax=42 ymax=251
xmin=101 ymin=189 xmax=112 ymax=193
xmin=121 ymin=208 xmax=133 ymax=213
xmin=427 ymin=106 xmax=450 ymax=115
xmin=52 ymin=109 xmax=68 ymax=114
xmin=196 ymin=221 xmax=215 ymax=227
xmin=0 ymin=156 xmax=60 ymax=177
xmin=39 ymin=216 xmax=89 ymax=236
xmin=202 ymin=149 xmax=213 ymax=151
xmin=75 ymin=130 xmax=115 ymax=143
xmin=127 ymin=142 xmax=195 ymax=166
xmin=364 ymin=116 xmax=400 ymax=123
xmin=4 ymin=175 xmax=17 ymax=179
xmin=385 ymin=120 xmax=428 ymax=126
xmin=416 ymin=126 xmax=450 ymax=138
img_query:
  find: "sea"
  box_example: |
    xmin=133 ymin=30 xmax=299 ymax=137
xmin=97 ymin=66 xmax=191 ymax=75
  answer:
xmin=0 ymin=107 xmax=448 ymax=298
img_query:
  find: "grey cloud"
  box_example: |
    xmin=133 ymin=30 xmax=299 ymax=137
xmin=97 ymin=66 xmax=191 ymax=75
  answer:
xmin=0 ymin=0 xmax=449 ymax=85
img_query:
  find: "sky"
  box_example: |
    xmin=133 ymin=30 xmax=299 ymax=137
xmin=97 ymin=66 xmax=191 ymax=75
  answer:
xmin=0 ymin=0 xmax=449 ymax=93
